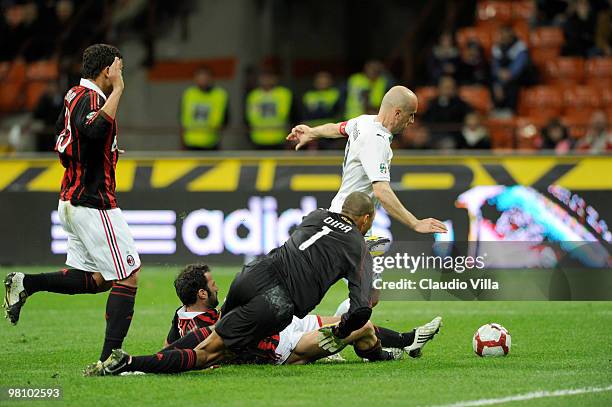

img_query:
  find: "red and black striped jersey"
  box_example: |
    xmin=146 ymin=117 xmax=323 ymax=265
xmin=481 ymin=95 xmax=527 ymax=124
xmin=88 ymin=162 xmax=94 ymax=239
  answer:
xmin=166 ymin=306 xmax=280 ymax=363
xmin=55 ymin=79 xmax=119 ymax=209
xmin=166 ymin=306 xmax=220 ymax=344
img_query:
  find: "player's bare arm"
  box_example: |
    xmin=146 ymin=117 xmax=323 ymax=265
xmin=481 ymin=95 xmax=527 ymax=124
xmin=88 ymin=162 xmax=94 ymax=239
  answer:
xmin=286 ymin=122 xmax=345 ymax=150
xmin=372 ymin=181 xmax=447 ymax=234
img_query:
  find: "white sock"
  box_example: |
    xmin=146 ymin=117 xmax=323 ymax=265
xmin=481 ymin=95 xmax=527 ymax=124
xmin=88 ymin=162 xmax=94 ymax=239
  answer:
xmin=334 ymin=298 xmax=351 ymax=317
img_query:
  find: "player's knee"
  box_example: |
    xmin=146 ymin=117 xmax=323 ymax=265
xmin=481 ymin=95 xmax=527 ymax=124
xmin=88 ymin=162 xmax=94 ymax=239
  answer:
xmin=354 ymin=321 xmax=377 ymax=350
xmin=120 ymin=268 xmax=140 ymax=287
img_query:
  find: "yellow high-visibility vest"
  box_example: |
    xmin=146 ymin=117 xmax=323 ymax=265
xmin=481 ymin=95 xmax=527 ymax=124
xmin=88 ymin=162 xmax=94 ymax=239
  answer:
xmin=246 ymin=86 xmax=292 ymax=146
xmin=302 ymin=88 xmax=340 ymax=127
xmin=181 ymin=86 xmax=228 ymax=148
xmin=345 ymin=73 xmax=387 ymax=119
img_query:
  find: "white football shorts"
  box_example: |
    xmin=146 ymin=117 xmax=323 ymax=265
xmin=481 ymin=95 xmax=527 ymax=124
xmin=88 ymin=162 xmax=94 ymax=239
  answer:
xmin=58 ymin=200 xmax=141 ymax=281
xmin=275 ymin=315 xmax=322 ymax=364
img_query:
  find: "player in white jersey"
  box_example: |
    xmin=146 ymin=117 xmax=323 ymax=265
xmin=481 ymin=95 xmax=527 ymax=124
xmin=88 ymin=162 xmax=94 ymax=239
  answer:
xmin=287 ymin=85 xmax=447 ymax=235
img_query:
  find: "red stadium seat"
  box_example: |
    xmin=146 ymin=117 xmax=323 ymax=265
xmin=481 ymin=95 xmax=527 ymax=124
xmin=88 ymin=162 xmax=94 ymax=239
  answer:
xmin=486 ymin=117 xmax=516 ymax=149
xmin=530 ymin=27 xmax=564 ymax=49
xmin=0 ymin=82 xmax=24 ymax=112
xmin=415 ymin=86 xmax=437 ymax=112
xmin=518 ymin=86 xmax=563 ymax=119
xmin=477 ymin=1 xmax=513 ymax=25
xmin=563 ymin=86 xmax=602 ymax=115
xmin=585 ymin=57 xmax=612 ymax=86
xmin=512 ymin=1 xmax=535 ymax=21
xmin=544 ymin=57 xmax=585 ymax=84
xmin=561 ymin=112 xmax=592 ymax=139
xmin=512 ymin=20 xmax=530 ymax=46
xmin=25 ymin=81 xmax=49 ymax=110
xmin=600 ymin=86 xmax=612 ymax=106
xmin=458 ymin=86 xmax=492 ymax=114
xmin=530 ymin=47 xmax=561 ymax=71
xmin=26 ymin=60 xmax=59 ymax=81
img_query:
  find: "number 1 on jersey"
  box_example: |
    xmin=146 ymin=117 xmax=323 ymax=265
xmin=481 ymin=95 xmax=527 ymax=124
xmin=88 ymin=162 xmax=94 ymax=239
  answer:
xmin=299 ymin=226 xmax=332 ymax=251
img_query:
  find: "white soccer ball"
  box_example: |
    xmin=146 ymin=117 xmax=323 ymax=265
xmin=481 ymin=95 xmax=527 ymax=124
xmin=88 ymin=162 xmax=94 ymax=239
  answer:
xmin=472 ymin=323 xmax=511 ymax=357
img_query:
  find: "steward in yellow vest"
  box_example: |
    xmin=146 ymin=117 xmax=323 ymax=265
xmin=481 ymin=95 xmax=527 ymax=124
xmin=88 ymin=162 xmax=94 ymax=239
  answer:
xmin=180 ymin=67 xmax=228 ymax=150
xmin=345 ymin=60 xmax=391 ymax=119
xmin=246 ymin=70 xmax=293 ymax=148
xmin=302 ymin=71 xmax=341 ymax=128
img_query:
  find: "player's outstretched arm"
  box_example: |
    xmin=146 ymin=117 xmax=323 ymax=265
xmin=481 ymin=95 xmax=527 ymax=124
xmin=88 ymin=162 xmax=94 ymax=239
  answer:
xmin=372 ymin=181 xmax=447 ymax=234
xmin=286 ymin=122 xmax=345 ymax=150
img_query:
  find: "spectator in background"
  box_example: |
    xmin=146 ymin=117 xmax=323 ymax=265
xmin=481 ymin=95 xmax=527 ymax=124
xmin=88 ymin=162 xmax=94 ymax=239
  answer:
xmin=594 ymin=0 xmax=611 ymax=56
xmin=541 ymin=118 xmax=573 ymax=153
xmin=491 ymin=25 xmax=529 ymax=113
xmin=396 ymin=124 xmax=432 ymax=150
xmin=457 ymin=40 xmax=489 ymax=86
xmin=246 ymin=68 xmax=294 ymax=149
xmin=302 ymin=71 xmax=343 ymax=149
xmin=344 ymin=60 xmax=392 ymax=119
xmin=534 ymin=0 xmax=570 ymax=26
xmin=576 ymin=110 xmax=612 ymax=152
xmin=428 ymin=31 xmax=461 ymax=85
xmin=562 ymin=0 xmax=598 ymax=56
xmin=422 ymin=76 xmax=472 ymax=147
xmin=459 ymin=112 xmax=490 ymax=149
xmin=0 ymin=2 xmax=26 ymax=61
xmin=180 ymin=66 xmax=229 ymax=150
xmin=31 ymin=81 xmax=64 ymax=151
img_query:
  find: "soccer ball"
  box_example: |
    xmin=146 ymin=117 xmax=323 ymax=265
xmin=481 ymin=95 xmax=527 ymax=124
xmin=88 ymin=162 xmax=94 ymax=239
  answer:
xmin=472 ymin=323 xmax=511 ymax=357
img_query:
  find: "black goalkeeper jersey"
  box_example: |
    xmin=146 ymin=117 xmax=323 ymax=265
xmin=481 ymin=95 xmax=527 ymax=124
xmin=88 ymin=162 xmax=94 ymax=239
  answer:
xmin=269 ymin=209 xmax=373 ymax=330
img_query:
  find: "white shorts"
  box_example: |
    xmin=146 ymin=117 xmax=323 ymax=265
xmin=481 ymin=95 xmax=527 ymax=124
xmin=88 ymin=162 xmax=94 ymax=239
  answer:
xmin=275 ymin=315 xmax=322 ymax=365
xmin=58 ymin=200 xmax=141 ymax=281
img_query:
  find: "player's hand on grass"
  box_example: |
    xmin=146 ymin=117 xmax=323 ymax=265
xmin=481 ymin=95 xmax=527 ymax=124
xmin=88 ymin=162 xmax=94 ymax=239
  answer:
xmin=286 ymin=124 xmax=316 ymax=150
xmin=317 ymin=325 xmax=346 ymax=353
xmin=108 ymin=57 xmax=124 ymax=91
xmin=413 ymin=218 xmax=448 ymax=234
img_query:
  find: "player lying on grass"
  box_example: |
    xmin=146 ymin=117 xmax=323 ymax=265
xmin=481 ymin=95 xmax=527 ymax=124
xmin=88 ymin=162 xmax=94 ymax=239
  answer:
xmin=85 ymin=192 xmax=440 ymax=375
xmin=162 ymin=264 xmax=439 ymax=364
xmin=84 ymin=263 xmax=441 ymax=374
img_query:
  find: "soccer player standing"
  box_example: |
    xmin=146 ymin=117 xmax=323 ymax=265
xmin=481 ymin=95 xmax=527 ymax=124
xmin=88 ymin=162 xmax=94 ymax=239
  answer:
xmin=287 ymin=85 xmax=447 ymax=236
xmin=3 ymin=44 xmax=141 ymax=363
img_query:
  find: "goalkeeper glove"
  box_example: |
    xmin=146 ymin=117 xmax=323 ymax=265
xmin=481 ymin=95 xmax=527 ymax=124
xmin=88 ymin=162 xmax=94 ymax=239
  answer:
xmin=317 ymin=324 xmax=347 ymax=353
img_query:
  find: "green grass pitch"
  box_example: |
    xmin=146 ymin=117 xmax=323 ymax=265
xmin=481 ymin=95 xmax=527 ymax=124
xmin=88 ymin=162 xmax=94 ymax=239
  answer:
xmin=1 ymin=265 xmax=611 ymax=406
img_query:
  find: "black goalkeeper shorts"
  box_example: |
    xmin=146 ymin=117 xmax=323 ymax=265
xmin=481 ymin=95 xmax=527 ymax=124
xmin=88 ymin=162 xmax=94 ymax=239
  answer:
xmin=215 ymin=258 xmax=294 ymax=352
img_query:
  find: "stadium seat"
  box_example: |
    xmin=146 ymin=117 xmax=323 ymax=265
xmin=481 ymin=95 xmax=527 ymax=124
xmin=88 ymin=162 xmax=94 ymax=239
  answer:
xmin=512 ymin=1 xmax=535 ymax=21
xmin=415 ymin=86 xmax=437 ymax=112
xmin=0 ymin=62 xmax=10 ymax=80
xmin=530 ymin=27 xmax=564 ymax=49
xmin=25 ymin=60 xmax=59 ymax=81
xmin=544 ymin=57 xmax=585 ymax=84
xmin=477 ymin=1 xmax=513 ymax=25
xmin=456 ymin=27 xmax=493 ymax=56
xmin=486 ymin=117 xmax=516 ymax=149
xmin=0 ymin=82 xmax=24 ymax=112
xmin=600 ymin=86 xmax=612 ymax=106
xmin=25 ymin=81 xmax=49 ymax=110
xmin=512 ymin=20 xmax=530 ymax=46
xmin=518 ymin=85 xmax=563 ymax=119
xmin=458 ymin=85 xmax=492 ymax=114
xmin=585 ymin=57 xmax=612 ymax=86
xmin=561 ymin=113 xmax=591 ymax=139
xmin=530 ymin=47 xmax=561 ymax=71
xmin=563 ymin=86 xmax=602 ymax=115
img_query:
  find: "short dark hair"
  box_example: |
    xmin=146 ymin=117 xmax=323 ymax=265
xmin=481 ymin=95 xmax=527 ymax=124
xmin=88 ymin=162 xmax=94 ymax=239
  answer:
xmin=81 ymin=44 xmax=122 ymax=79
xmin=342 ymin=191 xmax=374 ymax=217
xmin=174 ymin=264 xmax=210 ymax=306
